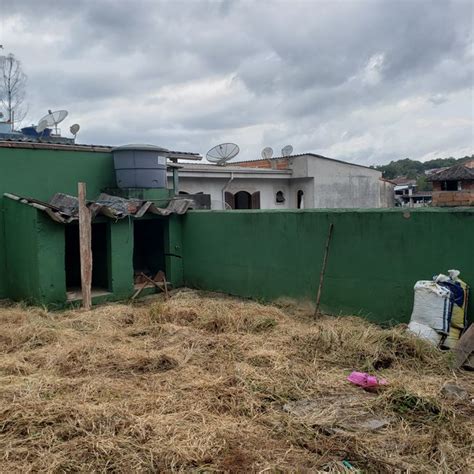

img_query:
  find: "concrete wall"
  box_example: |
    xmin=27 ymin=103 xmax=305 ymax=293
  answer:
xmin=173 ymin=155 xmax=392 ymax=210
xmin=302 ymin=156 xmax=385 ymax=208
xmin=181 ymin=208 xmax=474 ymax=324
xmin=0 ymin=146 xmax=180 ymax=303
xmin=2 ymin=197 xmax=185 ymax=306
xmin=173 ymin=176 xmax=292 ymax=210
xmin=0 ymin=146 xmax=116 ymax=298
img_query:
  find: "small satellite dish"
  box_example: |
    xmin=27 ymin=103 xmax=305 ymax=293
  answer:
xmin=281 ymin=145 xmax=293 ymax=156
xmin=206 ymin=143 xmax=240 ymax=165
xmin=38 ymin=109 xmax=69 ymax=135
xmin=70 ymin=123 xmax=80 ymax=137
xmin=261 ymin=147 xmax=273 ymax=159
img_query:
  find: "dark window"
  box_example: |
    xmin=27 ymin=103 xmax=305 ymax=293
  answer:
xmin=297 ymin=190 xmax=304 ymax=209
xmin=276 ymin=191 xmax=285 ymax=203
xmin=441 ymin=180 xmax=459 ymax=191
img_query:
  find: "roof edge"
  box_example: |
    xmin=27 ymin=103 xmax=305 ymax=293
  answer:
xmin=231 ymin=153 xmax=379 ymax=172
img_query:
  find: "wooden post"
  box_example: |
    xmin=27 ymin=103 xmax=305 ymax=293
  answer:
xmin=453 ymin=324 xmax=474 ymax=369
xmin=314 ymin=223 xmax=334 ymax=317
xmin=78 ymin=182 xmax=92 ymax=310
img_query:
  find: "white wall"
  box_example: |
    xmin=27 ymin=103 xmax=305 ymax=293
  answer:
xmin=169 ymin=175 xmax=291 ymax=210
xmin=168 ymin=155 xmax=393 ymax=210
xmin=299 ymin=155 xmax=385 ymax=208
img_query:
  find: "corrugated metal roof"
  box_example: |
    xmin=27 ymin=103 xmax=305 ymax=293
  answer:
xmin=3 ymin=192 xmax=193 ymax=223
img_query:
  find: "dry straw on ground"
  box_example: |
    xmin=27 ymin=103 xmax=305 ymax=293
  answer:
xmin=0 ymin=289 xmax=472 ymax=472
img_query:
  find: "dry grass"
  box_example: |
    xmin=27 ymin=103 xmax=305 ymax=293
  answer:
xmin=0 ymin=289 xmax=472 ymax=473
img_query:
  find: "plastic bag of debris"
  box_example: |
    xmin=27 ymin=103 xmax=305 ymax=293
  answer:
xmin=409 ymin=281 xmax=452 ymax=334
xmin=408 ymin=270 xmax=469 ymax=348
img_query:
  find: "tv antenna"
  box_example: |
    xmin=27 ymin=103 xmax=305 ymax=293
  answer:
xmin=38 ymin=109 xmax=69 ymax=136
xmin=206 ymin=143 xmax=240 ymax=165
xmin=261 ymin=147 xmax=273 ymax=159
xmin=70 ymin=123 xmax=80 ymax=139
xmin=281 ymin=145 xmax=293 ymax=156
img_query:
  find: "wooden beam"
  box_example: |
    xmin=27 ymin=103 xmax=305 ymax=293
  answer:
xmin=78 ymin=182 xmax=92 ymax=310
xmin=314 ymin=223 xmax=334 ymax=317
xmin=453 ymin=324 xmax=474 ymax=369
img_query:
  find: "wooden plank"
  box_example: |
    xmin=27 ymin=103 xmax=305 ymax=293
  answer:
xmin=78 ymin=182 xmax=92 ymax=310
xmin=314 ymin=223 xmax=334 ymax=317
xmin=453 ymin=324 xmax=474 ymax=369
xmin=131 ymin=279 xmax=149 ymax=301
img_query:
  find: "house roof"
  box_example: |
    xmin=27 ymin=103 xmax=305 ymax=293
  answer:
xmin=3 ymin=192 xmax=193 ymax=224
xmin=231 ymin=153 xmax=379 ymax=172
xmin=177 ymin=162 xmax=291 ymax=173
xmin=0 ymin=139 xmax=201 ymax=160
xmin=391 ymin=177 xmax=417 ymax=186
xmin=427 ymin=164 xmax=474 ymax=182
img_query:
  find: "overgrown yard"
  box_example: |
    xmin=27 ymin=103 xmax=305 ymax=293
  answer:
xmin=0 ymin=289 xmax=472 ymax=472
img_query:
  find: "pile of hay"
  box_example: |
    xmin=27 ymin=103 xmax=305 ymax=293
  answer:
xmin=0 ymin=289 xmax=472 ymax=472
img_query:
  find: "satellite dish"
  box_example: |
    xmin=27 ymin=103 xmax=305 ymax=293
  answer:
xmin=206 ymin=143 xmax=240 ymax=165
xmin=70 ymin=123 xmax=80 ymax=137
xmin=261 ymin=147 xmax=273 ymax=159
xmin=36 ymin=119 xmax=48 ymax=133
xmin=38 ymin=109 xmax=69 ymax=135
xmin=281 ymin=145 xmax=293 ymax=156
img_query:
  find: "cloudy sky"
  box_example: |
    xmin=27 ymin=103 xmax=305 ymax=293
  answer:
xmin=1 ymin=0 xmax=472 ymax=165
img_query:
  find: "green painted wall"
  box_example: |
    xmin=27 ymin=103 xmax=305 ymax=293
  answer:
xmin=4 ymin=199 xmax=42 ymax=303
xmin=108 ymin=219 xmax=135 ymax=299
xmin=181 ymin=209 xmax=474 ymax=324
xmin=0 ymin=147 xmax=115 ymax=298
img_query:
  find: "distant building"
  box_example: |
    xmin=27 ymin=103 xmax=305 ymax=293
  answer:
xmin=428 ymin=160 xmax=474 ymax=207
xmin=392 ymin=177 xmax=432 ymax=207
xmin=173 ymin=153 xmax=394 ymax=209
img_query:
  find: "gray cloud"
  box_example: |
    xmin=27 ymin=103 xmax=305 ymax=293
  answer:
xmin=0 ymin=0 xmax=472 ymax=163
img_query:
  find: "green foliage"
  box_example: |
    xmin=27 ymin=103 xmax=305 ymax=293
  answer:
xmin=416 ymin=175 xmax=432 ymax=191
xmin=375 ymin=155 xmax=473 ymax=180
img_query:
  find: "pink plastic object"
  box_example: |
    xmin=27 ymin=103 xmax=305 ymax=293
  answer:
xmin=347 ymin=371 xmax=387 ymax=388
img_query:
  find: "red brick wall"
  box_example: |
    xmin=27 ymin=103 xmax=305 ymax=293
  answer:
xmin=235 ymin=158 xmax=289 ymax=170
xmin=432 ymin=184 xmax=474 ymax=207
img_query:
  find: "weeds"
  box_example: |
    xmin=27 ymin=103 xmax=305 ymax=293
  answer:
xmin=0 ymin=290 xmax=472 ymax=472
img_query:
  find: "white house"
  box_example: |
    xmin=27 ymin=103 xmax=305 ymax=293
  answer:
xmin=168 ymin=153 xmax=394 ymax=209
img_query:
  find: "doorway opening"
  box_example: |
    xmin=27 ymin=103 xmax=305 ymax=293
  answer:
xmin=65 ymin=222 xmax=110 ymax=300
xmin=234 ymin=191 xmax=252 ymax=209
xmin=133 ymin=219 xmax=166 ymax=286
xmin=297 ymin=190 xmax=304 ymax=209
xmin=227 ymin=191 xmax=261 ymax=209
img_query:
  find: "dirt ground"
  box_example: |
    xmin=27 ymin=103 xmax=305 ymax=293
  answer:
xmin=0 ymin=289 xmax=472 ymax=473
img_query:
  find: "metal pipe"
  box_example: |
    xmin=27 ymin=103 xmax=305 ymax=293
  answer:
xmin=221 ymin=172 xmax=234 ymax=210
xmin=172 ymin=167 xmax=179 ymax=195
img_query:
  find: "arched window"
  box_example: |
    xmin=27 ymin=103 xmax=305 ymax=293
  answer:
xmin=227 ymin=191 xmax=261 ymax=209
xmin=297 ymin=190 xmax=304 ymax=209
xmin=276 ymin=191 xmax=285 ymax=204
xmin=234 ymin=191 xmax=252 ymax=209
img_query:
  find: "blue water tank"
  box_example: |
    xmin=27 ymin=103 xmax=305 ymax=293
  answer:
xmin=112 ymin=144 xmax=169 ymax=188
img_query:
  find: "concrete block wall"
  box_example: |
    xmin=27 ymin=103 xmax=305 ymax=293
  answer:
xmin=181 ymin=208 xmax=474 ymax=325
